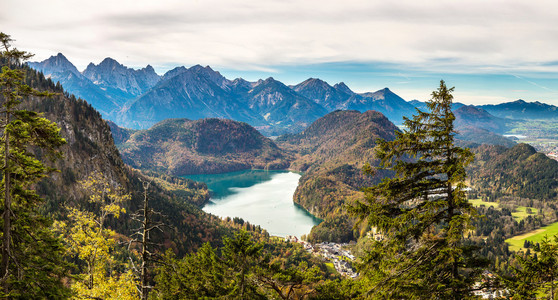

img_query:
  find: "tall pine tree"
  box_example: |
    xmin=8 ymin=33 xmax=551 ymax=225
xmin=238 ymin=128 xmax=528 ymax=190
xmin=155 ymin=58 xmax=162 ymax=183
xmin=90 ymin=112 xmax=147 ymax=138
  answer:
xmin=0 ymin=33 xmax=70 ymax=298
xmin=352 ymin=80 xmax=486 ymax=299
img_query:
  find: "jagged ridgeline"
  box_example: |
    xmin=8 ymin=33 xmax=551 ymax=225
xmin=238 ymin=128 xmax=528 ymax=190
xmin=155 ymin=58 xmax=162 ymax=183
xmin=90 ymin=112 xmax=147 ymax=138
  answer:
xmin=112 ymin=118 xmax=290 ymax=175
xmin=17 ymin=62 xmax=231 ymax=254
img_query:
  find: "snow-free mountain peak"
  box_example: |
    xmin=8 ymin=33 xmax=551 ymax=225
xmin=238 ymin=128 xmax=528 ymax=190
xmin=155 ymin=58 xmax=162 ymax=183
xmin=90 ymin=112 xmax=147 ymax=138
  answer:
xmin=188 ymin=64 xmax=230 ymax=90
xmin=82 ymin=57 xmax=160 ymax=98
xmin=28 ymin=52 xmax=81 ymax=77
xmin=161 ymin=66 xmax=188 ymax=81
xmin=292 ymin=78 xmax=353 ymax=111
xmin=333 ymin=82 xmax=354 ymax=95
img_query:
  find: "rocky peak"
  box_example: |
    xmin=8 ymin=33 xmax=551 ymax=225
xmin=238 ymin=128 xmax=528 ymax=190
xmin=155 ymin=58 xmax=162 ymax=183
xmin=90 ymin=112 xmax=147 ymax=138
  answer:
xmin=360 ymin=87 xmax=394 ymax=100
xmin=302 ymin=78 xmax=329 ymax=87
xmin=230 ymin=78 xmax=253 ymax=94
xmin=333 ymin=82 xmax=354 ymax=95
xmin=28 ymin=52 xmax=81 ymax=77
xmin=82 ymin=57 xmax=160 ymax=97
xmin=292 ymin=78 xmax=353 ymax=112
xmin=161 ymin=66 xmax=188 ymax=81
xmin=189 ymin=65 xmax=230 ymax=90
xmin=97 ymin=57 xmax=123 ymax=70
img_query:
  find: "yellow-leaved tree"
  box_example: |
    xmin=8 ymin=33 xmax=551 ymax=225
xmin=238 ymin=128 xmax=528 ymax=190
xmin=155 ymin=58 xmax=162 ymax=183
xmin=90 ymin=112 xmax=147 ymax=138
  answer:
xmin=54 ymin=172 xmax=137 ymax=299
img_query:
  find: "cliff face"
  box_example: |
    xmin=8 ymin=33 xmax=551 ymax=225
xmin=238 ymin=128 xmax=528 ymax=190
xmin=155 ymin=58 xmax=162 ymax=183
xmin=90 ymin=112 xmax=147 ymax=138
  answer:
xmin=83 ymin=57 xmax=160 ymax=98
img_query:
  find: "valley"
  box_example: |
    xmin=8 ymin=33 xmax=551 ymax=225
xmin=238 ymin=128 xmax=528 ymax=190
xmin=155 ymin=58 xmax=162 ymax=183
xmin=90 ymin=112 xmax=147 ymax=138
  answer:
xmin=28 ymin=53 xmax=558 ymax=251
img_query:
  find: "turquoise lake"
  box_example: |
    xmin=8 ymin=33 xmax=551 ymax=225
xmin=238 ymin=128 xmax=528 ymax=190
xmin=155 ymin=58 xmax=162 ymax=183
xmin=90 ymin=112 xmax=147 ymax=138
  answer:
xmin=183 ymin=170 xmax=321 ymax=238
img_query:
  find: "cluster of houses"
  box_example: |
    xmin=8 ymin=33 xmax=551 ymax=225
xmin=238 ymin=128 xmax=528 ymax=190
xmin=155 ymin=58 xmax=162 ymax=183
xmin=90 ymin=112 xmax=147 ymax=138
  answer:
xmin=284 ymin=236 xmax=358 ymax=278
xmin=285 ymin=236 xmax=511 ymax=298
xmin=472 ymin=271 xmax=509 ymax=299
xmin=547 ymin=151 xmax=558 ymax=160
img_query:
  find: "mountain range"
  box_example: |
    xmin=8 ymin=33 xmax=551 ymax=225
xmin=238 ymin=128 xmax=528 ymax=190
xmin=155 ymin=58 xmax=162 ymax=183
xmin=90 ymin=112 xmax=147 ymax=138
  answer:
xmin=29 ymin=53 xmax=558 ymax=137
xmin=19 ymin=57 xmax=558 ymax=248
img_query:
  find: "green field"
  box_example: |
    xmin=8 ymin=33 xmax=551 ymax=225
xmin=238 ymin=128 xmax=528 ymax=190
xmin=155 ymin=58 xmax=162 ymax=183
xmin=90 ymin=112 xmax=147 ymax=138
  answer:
xmin=468 ymin=199 xmax=537 ymax=221
xmin=506 ymin=221 xmax=558 ymax=252
xmin=469 ymin=199 xmax=499 ymax=209
xmin=512 ymin=206 xmax=539 ymax=221
xmin=324 ymin=262 xmax=337 ymax=275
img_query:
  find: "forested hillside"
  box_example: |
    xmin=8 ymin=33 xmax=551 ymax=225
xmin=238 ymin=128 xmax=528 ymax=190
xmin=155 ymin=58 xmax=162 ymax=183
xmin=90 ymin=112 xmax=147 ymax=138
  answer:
xmin=277 ymin=110 xmax=399 ymax=242
xmin=115 ymin=118 xmax=290 ymax=175
xmin=468 ymin=143 xmax=558 ymax=200
xmin=2 ymin=38 xmax=347 ymax=299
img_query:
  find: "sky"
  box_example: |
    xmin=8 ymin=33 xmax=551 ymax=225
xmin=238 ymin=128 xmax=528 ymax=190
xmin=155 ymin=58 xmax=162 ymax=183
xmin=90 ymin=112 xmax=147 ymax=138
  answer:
xmin=3 ymin=0 xmax=558 ymax=105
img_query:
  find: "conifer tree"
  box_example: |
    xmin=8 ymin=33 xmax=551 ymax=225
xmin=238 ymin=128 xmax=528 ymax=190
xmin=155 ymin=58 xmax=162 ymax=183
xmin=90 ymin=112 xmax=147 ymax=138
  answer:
xmin=352 ymin=80 xmax=486 ymax=299
xmin=511 ymin=235 xmax=558 ymax=299
xmin=0 ymin=32 xmax=70 ymax=298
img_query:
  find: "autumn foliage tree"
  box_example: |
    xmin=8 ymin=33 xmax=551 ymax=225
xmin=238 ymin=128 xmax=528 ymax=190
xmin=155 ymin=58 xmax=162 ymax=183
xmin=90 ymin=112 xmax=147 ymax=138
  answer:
xmin=54 ymin=172 xmax=135 ymax=299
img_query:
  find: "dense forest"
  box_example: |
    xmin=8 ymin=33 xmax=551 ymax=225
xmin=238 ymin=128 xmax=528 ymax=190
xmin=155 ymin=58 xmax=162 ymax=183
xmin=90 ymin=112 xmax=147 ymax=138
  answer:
xmin=277 ymin=110 xmax=398 ymax=243
xmin=114 ymin=118 xmax=289 ymax=175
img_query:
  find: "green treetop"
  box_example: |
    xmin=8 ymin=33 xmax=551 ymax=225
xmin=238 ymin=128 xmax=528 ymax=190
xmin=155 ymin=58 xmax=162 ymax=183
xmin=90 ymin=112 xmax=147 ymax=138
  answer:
xmin=352 ymin=80 xmax=486 ymax=299
xmin=0 ymin=32 xmax=70 ymax=298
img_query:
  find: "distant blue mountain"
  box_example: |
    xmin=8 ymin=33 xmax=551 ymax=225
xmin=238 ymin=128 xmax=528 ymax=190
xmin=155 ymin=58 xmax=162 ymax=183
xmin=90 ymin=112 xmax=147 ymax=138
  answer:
xmin=117 ymin=65 xmax=266 ymax=129
xmin=345 ymin=88 xmax=416 ymax=124
xmin=82 ymin=57 xmax=160 ymax=101
xmin=34 ymin=53 xmax=521 ymax=135
xmin=479 ymin=100 xmax=558 ymax=120
xmin=291 ymin=78 xmax=353 ymax=111
xmin=28 ymin=53 xmax=159 ymax=118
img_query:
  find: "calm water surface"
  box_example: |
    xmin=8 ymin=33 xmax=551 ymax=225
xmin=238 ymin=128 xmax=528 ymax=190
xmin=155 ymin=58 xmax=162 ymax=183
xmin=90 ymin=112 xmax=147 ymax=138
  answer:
xmin=183 ymin=170 xmax=321 ymax=238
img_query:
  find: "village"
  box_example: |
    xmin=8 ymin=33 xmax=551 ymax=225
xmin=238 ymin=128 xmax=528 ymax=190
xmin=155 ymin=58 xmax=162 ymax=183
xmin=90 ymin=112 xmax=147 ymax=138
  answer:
xmin=285 ymin=235 xmax=508 ymax=299
xmin=285 ymin=236 xmax=358 ymax=278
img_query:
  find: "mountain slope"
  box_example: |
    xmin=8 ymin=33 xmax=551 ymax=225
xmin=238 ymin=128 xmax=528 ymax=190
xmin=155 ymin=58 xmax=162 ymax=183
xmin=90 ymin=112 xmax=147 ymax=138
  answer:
xmin=116 ymin=118 xmax=289 ymax=175
xmin=18 ymin=62 xmax=230 ymax=254
xmin=468 ymin=143 xmax=558 ymax=200
xmin=118 ymin=68 xmax=266 ymax=129
xmin=28 ymin=53 xmax=121 ymax=117
xmin=344 ymin=88 xmax=416 ymax=124
xmin=277 ymin=110 xmax=399 ymax=242
xmin=454 ymin=105 xmax=509 ymax=134
xmin=243 ymin=77 xmax=328 ymax=133
xmin=291 ymin=78 xmax=352 ymax=111
xmin=455 ymin=126 xmax=516 ymax=148
xmin=83 ymin=57 xmax=160 ymax=101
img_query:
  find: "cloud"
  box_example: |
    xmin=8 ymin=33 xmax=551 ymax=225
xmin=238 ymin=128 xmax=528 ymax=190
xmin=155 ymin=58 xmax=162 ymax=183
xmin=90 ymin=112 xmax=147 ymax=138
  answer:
xmin=4 ymin=0 xmax=558 ymax=76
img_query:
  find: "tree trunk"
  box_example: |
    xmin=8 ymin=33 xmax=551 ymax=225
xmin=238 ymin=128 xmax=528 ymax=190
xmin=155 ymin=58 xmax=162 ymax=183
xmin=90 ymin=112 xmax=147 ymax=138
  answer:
xmin=1 ymin=117 xmax=10 ymax=286
xmin=141 ymin=187 xmax=149 ymax=300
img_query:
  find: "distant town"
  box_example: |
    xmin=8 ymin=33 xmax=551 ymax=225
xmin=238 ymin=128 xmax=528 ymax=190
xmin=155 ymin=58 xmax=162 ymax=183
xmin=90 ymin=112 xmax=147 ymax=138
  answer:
xmin=285 ymin=236 xmax=358 ymax=278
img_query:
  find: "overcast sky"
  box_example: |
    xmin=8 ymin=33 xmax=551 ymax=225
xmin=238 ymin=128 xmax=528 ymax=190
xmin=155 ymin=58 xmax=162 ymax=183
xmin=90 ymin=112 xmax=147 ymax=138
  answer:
xmin=3 ymin=0 xmax=558 ymax=104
